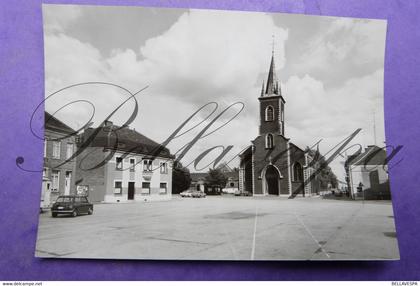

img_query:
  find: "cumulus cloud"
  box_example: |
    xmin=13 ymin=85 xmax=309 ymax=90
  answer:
xmin=43 ymin=7 xmax=289 ymax=169
xmin=290 ymin=17 xmax=386 ymax=87
xmin=283 ymin=69 xmax=385 ymax=178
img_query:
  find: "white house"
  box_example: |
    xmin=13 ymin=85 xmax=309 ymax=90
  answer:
xmin=345 ymin=145 xmax=390 ymax=200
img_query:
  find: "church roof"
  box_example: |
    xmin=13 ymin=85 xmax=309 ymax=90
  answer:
xmin=289 ymin=142 xmax=305 ymax=152
xmin=239 ymin=145 xmax=252 ymax=158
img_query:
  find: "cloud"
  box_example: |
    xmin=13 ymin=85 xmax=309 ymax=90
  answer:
xmin=106 ymin=10 xmax=289 ymax=106
xmin=289 ymin=18 xmax=387 ymax=86
xmin=43 ymin=8 xmax=288 ymax=170
xmin=44 ymin=8 xmax=289 ymax=103
xmin=283 ymin=69 xmax=385 ymax=178
xmin=42 ymin=4 xmax=82 ymax=33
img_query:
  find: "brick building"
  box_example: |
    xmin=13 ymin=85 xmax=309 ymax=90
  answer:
xmin=239 ymin=54 xmax=316 ymax=197
xmin=75 ymin=121 xmax=174 ymax=203
xmin=41 ymin=112 xmax=77 ymax=208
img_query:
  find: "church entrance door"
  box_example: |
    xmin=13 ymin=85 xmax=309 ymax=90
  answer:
xmin=265 ymin=165 xmax=280 ymax=195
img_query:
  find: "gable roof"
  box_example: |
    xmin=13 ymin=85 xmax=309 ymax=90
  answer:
xmin=190 ymin=172 xmax=208 ymax=182
xmin=216 ymin=162 xmax=233 ymax=173
xmin=348 ymin=145 xmax=387 ymax=166
xmin=45 ymin=111 xmax=76 ymax=134
xmin=80 ymin=123 xmax=174 ymax=159
xmin=224 ymin=171 xmax=239 ymax=181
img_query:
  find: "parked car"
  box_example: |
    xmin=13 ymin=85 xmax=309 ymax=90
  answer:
xmin=205 ymin=185 xmax=222 ymax=195
xmin=234 ymin=190 xmax=252 ymax=196
xmin=191 ymin=191 xmax=206 ymax=198
xmin=180 ymin=190 xmax=194 ymax=197
xmin=51 ymin=195 xmax=93 ymax=217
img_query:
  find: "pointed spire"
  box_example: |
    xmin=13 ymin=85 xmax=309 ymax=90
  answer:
xmin=265 ymin=54 xmax=278 ymax=95
xmin=261 ymin=80 xmax=265 ymax=97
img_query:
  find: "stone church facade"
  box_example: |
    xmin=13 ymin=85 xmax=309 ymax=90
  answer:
xmin=239 ymin=54 xmax=317 ymax=197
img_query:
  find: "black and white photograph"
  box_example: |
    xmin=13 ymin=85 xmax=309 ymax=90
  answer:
xmin=35 ymin=4 xmax=399 ymax=260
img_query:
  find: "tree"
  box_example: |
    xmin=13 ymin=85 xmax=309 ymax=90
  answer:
xmin=329 ymin=173 xmax=338 ymax=188
xmin=172 ymin=161 xmax=192 ymax=194
xmin=205 ymin=168 xmax=228 ymax=187
xmin=307 ymin=148 xmax=338 ymax=192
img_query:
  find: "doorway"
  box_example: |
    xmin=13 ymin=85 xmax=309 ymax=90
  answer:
xmin=128 ymin=182 xmax=135 ymax=200
xmin=265 ymin=165 xmax=280 ymax=195
xmin=65 ymin=171 xmax=72 ymax=195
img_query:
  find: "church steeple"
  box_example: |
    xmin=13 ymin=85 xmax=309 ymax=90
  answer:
xmin=262 ymin=53 xmax=280 ymax=96
xmin=265 ymin=54 xmax=276 ymax=94
xmin=258 ymin=52 xmax=285 ymax=136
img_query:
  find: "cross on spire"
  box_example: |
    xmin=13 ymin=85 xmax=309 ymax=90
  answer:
xmin=271 ymin=34 xmax=275 ymax=56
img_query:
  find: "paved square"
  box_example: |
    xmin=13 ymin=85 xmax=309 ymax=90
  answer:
xmin=36 ymin=196 xmax=399 ymax=260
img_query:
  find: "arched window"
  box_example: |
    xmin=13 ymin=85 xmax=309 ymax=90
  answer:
xmin=265 ymin=133 xmax=274 ymax=149
xmin=265 ymin=106 xmax=274 ymax=121
xmin=293 ymin=162 xmax=303 ymax=182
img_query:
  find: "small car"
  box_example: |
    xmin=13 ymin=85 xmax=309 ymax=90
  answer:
xmin=234 ymin=190 xmax=252 ymax=196
xmin=51 ymin=195 xmax=93 ymax=217
xmin=180 ymin=190 xmax=194 ymax=197
xmin=191 ymin=191 xmax=206 ymax=198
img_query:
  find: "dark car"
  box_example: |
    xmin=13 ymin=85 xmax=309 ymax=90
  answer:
xmin=191 ymin=190 xmax=206 ymax=198
xmin=51 ymin=195 xmax=93 ymax=217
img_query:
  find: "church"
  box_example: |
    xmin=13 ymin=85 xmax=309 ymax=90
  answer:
xmin=238 ymin=54 xmax=317 ymax=197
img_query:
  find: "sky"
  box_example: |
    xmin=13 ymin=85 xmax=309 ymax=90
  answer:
xmin=41 ymin=4 xmax=387 ymax=180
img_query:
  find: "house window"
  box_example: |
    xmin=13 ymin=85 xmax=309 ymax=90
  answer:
xmin=114 ymin=181 xmax=122 ymax=194
xmin=265 ymin=106 xmax=274 ymax=121
xmin=160 ymin=182 xmax=167 ymax=194
xmin=143 ymin=160 xmax=153 ymax=172
xmin=116 ymin=157 xmax=123 ymax=170
xmin=43 ymin=139 xmax=48 ymax=158
xmin=265 ymin=133 xmax=274 ymax=149
xmin=293 ymin=162 xmax=304 ymax=182
xmin=51 ymin=170 xmax=60 ymax=192
xmin=230 ymin=182 xmax=235 ymax=187
xmin=43 ymin=168 xmax=48 ymax=178
xmin=66 ymin=143 xmax=74 ymax=159
xmin=160 ymin=162 xmax=168 ymax=174
xmin=129 ymin=158 xmax=135 ymax=172
xmin=52 ymin=141 xmax=61 ymax=159
xmin=281 ymin=107 xmax=284 ymax=121
xmin=142 ymin=182 xmax=151 ymax=194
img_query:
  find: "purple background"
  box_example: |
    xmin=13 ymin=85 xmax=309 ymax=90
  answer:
xmin=1 ymin=0 xmax=420 ymax=281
